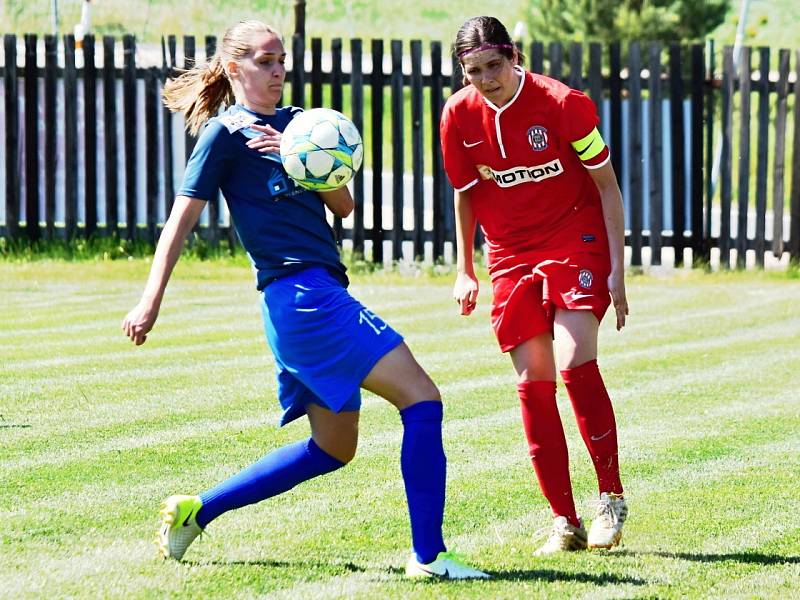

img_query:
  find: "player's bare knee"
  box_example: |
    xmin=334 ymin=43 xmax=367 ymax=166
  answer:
xmin=315 ymin=428 xmax=358 ymax=464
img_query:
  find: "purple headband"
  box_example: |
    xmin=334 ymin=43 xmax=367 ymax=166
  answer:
xmin=458 ymin=43 xmax=515 ymax=59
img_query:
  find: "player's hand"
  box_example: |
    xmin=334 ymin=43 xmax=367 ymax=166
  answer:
xmin=607 ymin=270 xmax=628 ymax=331
xmin=122 ymin=301 xmax=159 ymax=346
xmin=453 ymin=272 xmax=479 ymax=316
xmin=246 ymin=123 xmax=282 ymax=154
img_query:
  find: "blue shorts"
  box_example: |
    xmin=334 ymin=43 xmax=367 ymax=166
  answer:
xmin=260 ymin=267 xmax=404 ymax=426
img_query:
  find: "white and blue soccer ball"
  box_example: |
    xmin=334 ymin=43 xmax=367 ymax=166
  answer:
xmin=279 ymin=108 xmax=364 ymax=192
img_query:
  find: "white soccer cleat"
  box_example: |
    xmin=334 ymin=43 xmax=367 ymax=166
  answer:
xmin=534 ymin=516 xmax=588 ymax=555
xmin=405 ymin=551 xmax=490 ymax=579
xmin=156 ymin=495 xmax=204 ymax=561
xmin=588 ymin=492 xmax=628 ymax=549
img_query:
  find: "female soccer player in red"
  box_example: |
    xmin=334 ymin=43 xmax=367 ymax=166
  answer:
xmin=122 ymin=19 xmax=486 ymax=579
xmin=441 ymin=16 xmax=629 ymax=554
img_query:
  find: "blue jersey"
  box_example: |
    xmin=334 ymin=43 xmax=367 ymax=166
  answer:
xmin=179 ymin=104 xmax=348 ymax=290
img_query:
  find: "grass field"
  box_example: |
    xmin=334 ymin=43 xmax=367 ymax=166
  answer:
xmin=1 ymin=260 xmax=799 ymax=599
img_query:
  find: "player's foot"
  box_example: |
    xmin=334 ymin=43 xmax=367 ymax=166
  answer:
xmin=156 ymin=495 xmax=204 ymax=561
xmin=534 ymin=516 xmax=588 ymax=555
xmin=588 ymin=492 xmax=627 ymax=549
xmin=405 ymin=551 xmax=490 ymax=579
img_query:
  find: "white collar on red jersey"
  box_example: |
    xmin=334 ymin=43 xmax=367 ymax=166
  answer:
xmin=481 ymin=66 xmax=526 ymax=158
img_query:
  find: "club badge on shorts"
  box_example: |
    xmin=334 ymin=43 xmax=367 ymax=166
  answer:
xmin=527 ymin=125 xmax=548 ymax=151
xmin=578 ymin=269 xmax=593 ymax=289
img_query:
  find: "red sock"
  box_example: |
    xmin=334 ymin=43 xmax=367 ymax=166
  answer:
xmin=518 ymin=380 xmax=579 ymax=527
xmin=561 ymin=359 xmax=623 ymax=495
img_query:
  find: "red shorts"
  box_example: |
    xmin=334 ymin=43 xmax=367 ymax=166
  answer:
xmin=490 ymin=253 xmax=611 ymax=352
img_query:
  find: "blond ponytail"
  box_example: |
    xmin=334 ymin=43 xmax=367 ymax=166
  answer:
xmin=162 ymin=55 xmax=234 ymax=136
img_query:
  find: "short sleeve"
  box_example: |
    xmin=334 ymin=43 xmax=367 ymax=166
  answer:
xmin=439 ymin=100 xmax=479 ymax=192
xmin=178 ymin=121 xmax=235 ymax=201
xmin=562 ymin=90 xmax=610 ymax=169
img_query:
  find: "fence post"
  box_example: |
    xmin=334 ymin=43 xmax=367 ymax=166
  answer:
xmin=350 ymin=38 xmax=365 ymax=256
xmin=331 ymin=38 xmax=344 ymax=244
xmin=648 ymin=42 xmax=663 ymax=265
xmin=669 ymin=43 xmax=686 ymax=267
xmin=370 ymin=39 xmax=384 ymax=264
xmin=771 ymin=49 xmax=790 ymax=259
xmin=628 ymin=42 xmax=643 ymax=267
xmin=4 ymin=34 xmax=20 ymax=241
xmin=390 ymin=40 xmax=404 ymax=262
xmin=754 ymin=47 xmax=770 ymax=268
xmin=183 ymin=35 xmax=196 ymax=164
xmin=689 ymin=44 xmax=705 ymax=267
xmin=430 ymin=41 xmax=445 ymax=262
xmin=83 ymin=34 xmax=98 ymax=238
xmin=162 ymin=35 xmax=176 ymax=219
xmin=530 ymin=41 xmax=544 ymax=75
xmin=609 ymin=42 xmax=623 ymax=188
xmin=568 ymin=41 xmax=582 ymax=90
xmin=122 ymin=34 xmax=138 ymax=241
xmin=719 ymin=46 xmax=734 ymax=269
xmin=64 ymin=34 xmax=79 ymax=241
xmin=291 ymin=34 xmax=305 ymax=108
xmin=145 ymin=67 xmax=159 ymax=245
xmin=102 ymin=36 xmax=118 ymax=236
xmin=44 ymin=35 xmax=58 ymax=240
xmin=704 ymin=40 xmax=716 ymax=261
xmin=587 ymin=42 xmax=602 ymax=108
xmin=24 ymin=34 xmax=40 ymax=242
xmin=736 ymin=46 xmax=752 ymax=269
xmin=205 ymin=35 xmax=219 ymax=247
xmin=790 ymin=50 xmax=800 ymax=264
xmin=548 ymin=42 xmax=563 ymax=81
xmin=410 ymin=40 xmax=424 ymax=261
xmin=311 ymin=38 xmax=322 ymax=108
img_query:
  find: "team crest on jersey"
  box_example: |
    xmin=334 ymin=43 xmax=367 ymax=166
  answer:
xmin=578 ymin=269 xmax=593 ymax=289
xmin=527 ymin=125 xmax=549 ymax=151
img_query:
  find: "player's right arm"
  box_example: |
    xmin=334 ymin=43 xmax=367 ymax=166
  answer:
xmin=453 ymin=188 xmax=479 ymax=316
xmin=122 ymin=196 xmax=205 ymax=345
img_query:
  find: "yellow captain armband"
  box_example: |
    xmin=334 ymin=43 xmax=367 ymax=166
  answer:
xmin=570 ymin=127 xmax=606 ymax=162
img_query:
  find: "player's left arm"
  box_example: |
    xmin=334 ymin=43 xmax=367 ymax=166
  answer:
xmin=587 ymin=162 xmax=628 ymax=331
xmin=319 ymin=186 xmax=354 ymax=218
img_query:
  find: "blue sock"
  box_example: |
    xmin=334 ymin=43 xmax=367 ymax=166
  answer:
xmin=400 ymin=400 xmax=447 ymax=564
xmin=196 ymin=437 xmax=344 ymax=528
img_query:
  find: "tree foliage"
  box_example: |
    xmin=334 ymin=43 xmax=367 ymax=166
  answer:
xmin=524 ymin=0 xmax=731 ymax=44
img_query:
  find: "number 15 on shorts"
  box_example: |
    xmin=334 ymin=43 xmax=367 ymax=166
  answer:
xmin=359 ymin=308 xmax=388 ymax=335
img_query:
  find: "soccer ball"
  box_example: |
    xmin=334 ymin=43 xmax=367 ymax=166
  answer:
xmin=279 ymin=108 xmax=364 ymax=191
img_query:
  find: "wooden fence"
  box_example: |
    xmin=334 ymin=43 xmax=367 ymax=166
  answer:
xmin=2 ymin=33 xmax=799 ymax=267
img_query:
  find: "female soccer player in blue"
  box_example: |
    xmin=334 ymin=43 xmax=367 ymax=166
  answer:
xmin=121 ymin=19 xmax=486 ymax=579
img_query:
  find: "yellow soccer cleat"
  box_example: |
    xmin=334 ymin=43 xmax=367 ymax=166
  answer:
xmin=156 ymin=495 xmax=204 ymax=561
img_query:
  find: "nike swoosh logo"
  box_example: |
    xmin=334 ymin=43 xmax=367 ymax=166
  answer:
xmin=575 ymin=142 xmax=592 ymax=155
xmin=590 ymin=429 xmax=612 ymax=441
xmin=182 ymin=507 xmax=197 ymax=527
xmin=463 ymin=140 xmax=484 ymax=148
xmin=418 ymin=565 xmax=449 ymax=578
xmin=569 ymin=292 xmax=594 ymax=300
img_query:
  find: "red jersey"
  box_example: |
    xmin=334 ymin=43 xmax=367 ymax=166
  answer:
xmin=440 ymin=68 xmax=611 ymax=279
